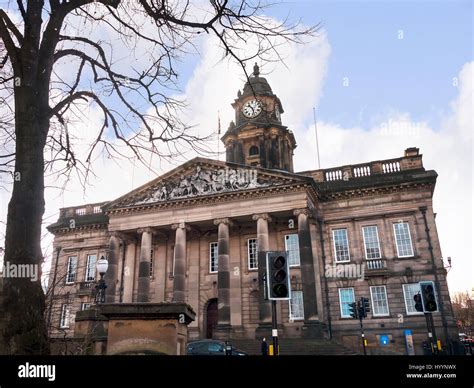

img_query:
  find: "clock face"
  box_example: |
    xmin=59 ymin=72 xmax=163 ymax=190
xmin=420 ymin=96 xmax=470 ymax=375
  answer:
xmin=242 ymin=99 xmax=263 ymax=118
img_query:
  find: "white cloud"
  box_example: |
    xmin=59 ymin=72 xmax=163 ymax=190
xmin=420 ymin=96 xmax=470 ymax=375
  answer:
xmin=31 ymin=25 xmax=332 ymax=277
xmin=0 ymin=16 xmax=471 ymax=296
xmin=39 ymin=27 xmax=326 ymax=200
xmin=294 ymin=62 xmax=473 ymax=294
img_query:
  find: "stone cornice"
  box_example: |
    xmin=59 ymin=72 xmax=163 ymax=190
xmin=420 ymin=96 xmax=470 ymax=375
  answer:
xmin=319 ymin=182 xmax=434 ymax=202
xmin=49 ymin=223 xmax=108 ymax=235
xmin=103 ymin=177 xmax=430 ymax=218
xmin=321 ymin=210 xmax=417 ymax=224
xmin=106 ymin=183 xmax=310 ymax=217
xmin=62 ymin=245 xmax=109 ymax=253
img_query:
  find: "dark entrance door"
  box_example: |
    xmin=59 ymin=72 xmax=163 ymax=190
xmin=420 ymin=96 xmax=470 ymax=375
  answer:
xmin=206 ymin=299 xmax=218 ymax=339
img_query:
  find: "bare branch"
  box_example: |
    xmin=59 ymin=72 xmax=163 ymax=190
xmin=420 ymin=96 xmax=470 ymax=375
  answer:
xmin=0 ymin=10 xmax=20 ymax=73
xmin=0 ymin=9 xmax=23 ymax=44
xmin=16 ymin=0 xmax=26 ymax=21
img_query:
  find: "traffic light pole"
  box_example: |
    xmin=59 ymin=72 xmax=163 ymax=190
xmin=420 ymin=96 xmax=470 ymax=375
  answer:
xmin=425 ymin=312 xmax=438 ymax=355
xmin=265 ymin=251 xmax=290 ymax=356
xmin=429 ymin=313 xmax=439 ymax=353
xmin=359 ymin=315 xmax=367 ymax=355
xmin=271 ymin=300 xmax=279 ymax=356
xmin=264 ymin=270 xmax=279 ymax=356
xmin=420 ymin=206 xmax=450 ymax=354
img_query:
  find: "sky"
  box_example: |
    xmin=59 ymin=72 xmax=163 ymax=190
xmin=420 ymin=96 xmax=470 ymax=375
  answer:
xmin=0 ymin=0 xmax=472 ymax=294
xmin=271 ymin=0 xmax=472 ymax=130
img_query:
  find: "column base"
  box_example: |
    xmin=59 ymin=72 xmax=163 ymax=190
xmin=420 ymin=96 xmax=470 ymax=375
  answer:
xmin=255 ymin=323 xmax=272 ymax=340
xmin=213 ymin=324 xmax=232 ymax=340
xmin=228 ymin=325 xmax=246 ymax=339
xmin=301 ymin=320 xmax=325 ymax=339
xmin=187 ymin=326 xmax=201 ymax=341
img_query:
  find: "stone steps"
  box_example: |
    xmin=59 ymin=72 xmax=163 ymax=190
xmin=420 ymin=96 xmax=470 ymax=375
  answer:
xmin=230 ymin=338 xmax=358 ymax=355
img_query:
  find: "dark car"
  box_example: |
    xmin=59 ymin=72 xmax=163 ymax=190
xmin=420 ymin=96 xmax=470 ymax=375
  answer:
xmin=186 ymin=340 xmax=247 ymax=356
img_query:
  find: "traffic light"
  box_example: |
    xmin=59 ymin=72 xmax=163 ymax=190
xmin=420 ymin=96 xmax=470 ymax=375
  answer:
xmin=266 ymin=251 xmax=291 ymax=300
xmin=348 ymin=302 xmax=358 ymax=319
xmin=413 ymin=293 xmax=424 ymax=312
xmin=420 ymin=281 xmax=438 ymax=312
xmin=360 ymin=297 xmax=371 ymax=318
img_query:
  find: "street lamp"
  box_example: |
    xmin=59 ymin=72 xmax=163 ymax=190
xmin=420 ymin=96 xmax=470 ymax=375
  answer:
xmin=94 ymin=255 xmax=109 ymax=304
xmin=441 ymin=256 xmax=452 ymax=272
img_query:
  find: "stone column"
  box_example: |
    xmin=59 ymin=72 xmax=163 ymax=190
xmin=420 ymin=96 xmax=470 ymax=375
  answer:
xmin=253 ymin=213 xmax=272 ymax=337
xmin=122 ymin=241 xmax=136 ymax=303
xmin=105 ymin=234 xmax=120 ymax=303
xmin=154 ymin=236 xmax=168 ymax=302
xmin=172 ymin=222 xmax=187 ymax=302
xmin=137 ymin=228 xmax=152 ymax=302
xmin=213 ymin=218 xmax=232 ymax=337
xmin=229 ymin=233 xmax=243 ymax=330
xmin=294 ymin=209 xmax=323 ymax=338
xmin=187 ymin=236 xmax=200 ymax=340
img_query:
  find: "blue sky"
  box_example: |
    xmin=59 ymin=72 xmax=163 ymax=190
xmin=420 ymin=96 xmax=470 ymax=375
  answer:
xmin=177 ymin=0 xmax=472 ymax=130
xmin=0 ymin=1 xmax=471 ymax=294
xmin=98 ymin=0 xmax=472 ymax=293
xmin=303 ymin=0 xmax=472 ymax=130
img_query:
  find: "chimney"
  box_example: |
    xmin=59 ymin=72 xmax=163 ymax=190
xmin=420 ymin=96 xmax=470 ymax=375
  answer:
xmin=404 ymin=147 xmax=419 ymax=157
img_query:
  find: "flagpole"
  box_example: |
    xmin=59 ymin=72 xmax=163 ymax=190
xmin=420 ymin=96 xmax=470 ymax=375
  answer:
xmin=131 ymin=156 xmax=136 ymax=190
xmin=313 ymin=107 xmax=321 ymax=169
xmin=217 ymin=110 xmax=221 ymax=161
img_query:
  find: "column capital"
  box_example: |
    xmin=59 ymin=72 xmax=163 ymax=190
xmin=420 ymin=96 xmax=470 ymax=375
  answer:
xmin=137 ymin=227 xmax=153 ymax=234
xmin=293 ymin=208 xmax=311 ymax=217
xmin=171 ymin=222 xmax=186 ymax=230
xmin=213 ymin=218 xmax=234 ymax=226
xmin=252 ymin=213 xmax=272 ymax=222
xmin=110 ymin=231 xmax=136 ymax=243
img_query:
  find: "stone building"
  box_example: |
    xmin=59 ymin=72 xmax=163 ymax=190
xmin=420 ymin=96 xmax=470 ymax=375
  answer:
xmin=47 ymin=64 xmax=457 ymax=354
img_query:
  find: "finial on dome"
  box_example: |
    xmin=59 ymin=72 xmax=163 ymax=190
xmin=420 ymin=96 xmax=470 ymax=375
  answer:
xmin=253 ymin=63 xmax=260 ymax=77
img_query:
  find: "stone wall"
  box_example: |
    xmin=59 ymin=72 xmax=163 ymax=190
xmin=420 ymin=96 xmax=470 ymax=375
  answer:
xmin=316 ymin=187 xmax=457 ymax=354
xmin=46 ymin=152 xmax=458 ymax=354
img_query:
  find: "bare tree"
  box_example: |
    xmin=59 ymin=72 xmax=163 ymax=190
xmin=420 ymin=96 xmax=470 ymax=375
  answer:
xmin=43 ymin=254 xmax=98 ymax=355
xmin=0 ymin=1 xmax=316 ymax=354
xmin=452 ymin=291 xmax=473 ymax=337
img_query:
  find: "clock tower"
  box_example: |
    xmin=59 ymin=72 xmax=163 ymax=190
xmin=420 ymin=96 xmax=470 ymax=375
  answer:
xmin=222 ymin=64 xmax=296 ymax=172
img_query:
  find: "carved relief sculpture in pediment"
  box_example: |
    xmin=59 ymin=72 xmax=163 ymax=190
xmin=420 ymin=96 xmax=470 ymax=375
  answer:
xmin=123 ymin=165 xmax=273 ymax=206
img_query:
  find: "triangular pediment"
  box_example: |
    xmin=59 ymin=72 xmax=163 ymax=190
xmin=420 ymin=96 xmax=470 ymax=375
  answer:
xmin=105 ymin=157 xmax=313 ymax=210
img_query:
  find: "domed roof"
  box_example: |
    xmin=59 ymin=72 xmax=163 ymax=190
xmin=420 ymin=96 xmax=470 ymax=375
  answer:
xmin=241 ymin=63 xmax=274 ymax=97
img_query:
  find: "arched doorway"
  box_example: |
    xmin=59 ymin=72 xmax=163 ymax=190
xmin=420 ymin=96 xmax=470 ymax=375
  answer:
xmin=205 ymin=298 xmax=218 ymax=339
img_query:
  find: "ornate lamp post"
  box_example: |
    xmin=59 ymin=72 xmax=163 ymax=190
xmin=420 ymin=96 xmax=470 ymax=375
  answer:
xmin=94 ymin=255 xmax=109 ymax=304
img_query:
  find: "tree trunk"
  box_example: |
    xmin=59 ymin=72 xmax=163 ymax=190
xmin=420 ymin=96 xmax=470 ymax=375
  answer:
xmin=2 ymin=86 xmax=49 ymax=354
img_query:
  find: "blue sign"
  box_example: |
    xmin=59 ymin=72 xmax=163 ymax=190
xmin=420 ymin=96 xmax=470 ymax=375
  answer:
xmin=380 ymin=334 xmax=389 ymax=346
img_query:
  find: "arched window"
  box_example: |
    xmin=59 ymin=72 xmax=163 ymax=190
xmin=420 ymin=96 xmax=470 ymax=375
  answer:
xmin=249 ymin=145 xmax=259 ymax=156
